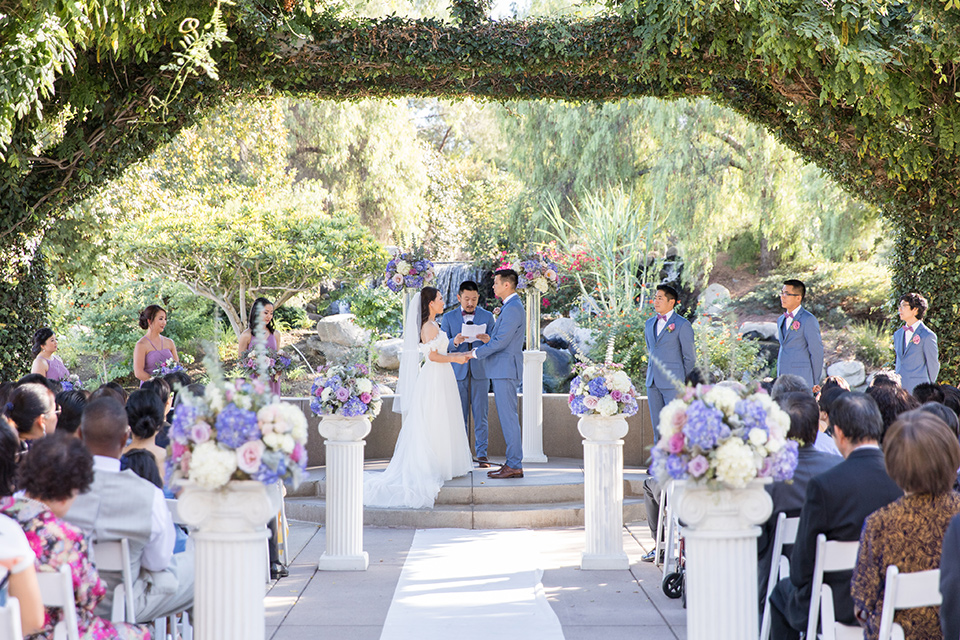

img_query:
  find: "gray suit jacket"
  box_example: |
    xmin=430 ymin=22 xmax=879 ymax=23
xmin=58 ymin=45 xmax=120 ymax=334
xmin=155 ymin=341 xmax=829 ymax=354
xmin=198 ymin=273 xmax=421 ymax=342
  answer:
xmin=440 ymin=306 xmax=493 ymax=381
xmin=894 ymin=321 xmax=939 ymax=394
xmin=474 ymin=294 xmax=525 ymax=380
xmin=644 ymin=312 xmax=696 ymax=388
xmin=776 ymin=307 xmax=824 ymax=389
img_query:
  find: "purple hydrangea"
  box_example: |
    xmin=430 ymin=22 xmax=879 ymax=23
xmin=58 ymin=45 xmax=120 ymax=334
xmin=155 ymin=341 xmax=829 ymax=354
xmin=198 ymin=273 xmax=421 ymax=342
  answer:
xmin=587 ymin=378 xmax=608 ymax=398
xmin=310 ymin=397 xmax=325 ymax=415
xmin=768 ymin=440 xmax=799 ymax=481
xmin=665 ymin=454 xmax=689 ymax=480
xmin=736 ymin=399 xmax=769 ymax=436
xmin=171 ymin=404 xmax=199 ymax=442
xmin=682 ymin=400 xmax=730 ymax=450
xmin=340 ymin=397 xmax=367 ymax=417
xmin=621 ymin=395 xmax=639 ymax=417
xmin=215 ymin=404 xmax=261 ymax=448
xmin=253 ymin=453 xmax=287 ymax=485
xmin=569 ymin=395 xmax=588 ymax=415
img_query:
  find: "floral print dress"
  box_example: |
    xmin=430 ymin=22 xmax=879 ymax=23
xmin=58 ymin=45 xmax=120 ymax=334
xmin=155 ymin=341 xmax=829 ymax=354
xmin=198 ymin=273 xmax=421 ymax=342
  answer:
xmin=0 ymin=496 xmax=150 ymax=640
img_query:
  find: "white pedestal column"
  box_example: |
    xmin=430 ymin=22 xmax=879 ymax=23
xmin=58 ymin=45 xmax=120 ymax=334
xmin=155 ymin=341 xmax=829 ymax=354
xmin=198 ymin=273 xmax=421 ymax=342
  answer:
xmin=317 ymin=415 xmax=371 ymax=571
xmin=578 ymin=414 xmax=629 ymax=570
xmin=178 ymin=480 xmax=281 ymax=640
xmin=672 ymin=479 xmax=773 ymax=640
xmin=522 ymin=350 xmax=548 ymax=464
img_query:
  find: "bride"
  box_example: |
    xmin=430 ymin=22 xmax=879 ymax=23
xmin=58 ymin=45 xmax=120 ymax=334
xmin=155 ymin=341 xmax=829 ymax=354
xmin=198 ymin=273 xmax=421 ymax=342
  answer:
xmin=364 ymin=287 xmax=475 ymax=508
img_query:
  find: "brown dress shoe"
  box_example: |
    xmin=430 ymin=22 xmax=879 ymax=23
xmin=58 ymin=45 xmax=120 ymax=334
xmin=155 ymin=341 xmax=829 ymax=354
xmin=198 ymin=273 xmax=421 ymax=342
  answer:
xmin=476 ymin=456 xmax=491 ymax=469
xmin=487 ymin=465 xmax=523 ymax=479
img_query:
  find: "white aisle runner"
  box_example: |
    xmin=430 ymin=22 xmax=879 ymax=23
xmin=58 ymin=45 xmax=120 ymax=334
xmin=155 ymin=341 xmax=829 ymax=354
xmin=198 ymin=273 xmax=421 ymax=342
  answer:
xmin=380 ymin=528 xmax=566 ymax=640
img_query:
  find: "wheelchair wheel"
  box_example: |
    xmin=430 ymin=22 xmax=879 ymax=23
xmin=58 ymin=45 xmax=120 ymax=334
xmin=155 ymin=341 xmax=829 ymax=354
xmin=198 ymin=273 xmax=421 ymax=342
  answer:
xmin=662 ymin=571 xmax=684 ymax=599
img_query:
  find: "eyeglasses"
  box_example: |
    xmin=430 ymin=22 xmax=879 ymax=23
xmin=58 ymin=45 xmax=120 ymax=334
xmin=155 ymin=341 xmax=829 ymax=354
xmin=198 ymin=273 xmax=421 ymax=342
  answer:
xmin=779 ymin=290 xmax=800 ymax=297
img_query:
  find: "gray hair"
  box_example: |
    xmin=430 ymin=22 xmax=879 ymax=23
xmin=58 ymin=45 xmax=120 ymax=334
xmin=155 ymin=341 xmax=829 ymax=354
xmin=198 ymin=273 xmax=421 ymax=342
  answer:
xmin=771 ymin=374 xmax=812 ymax=402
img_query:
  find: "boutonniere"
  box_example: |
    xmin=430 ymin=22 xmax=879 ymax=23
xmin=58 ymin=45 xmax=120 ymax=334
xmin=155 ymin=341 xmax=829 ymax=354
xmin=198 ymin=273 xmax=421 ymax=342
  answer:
xmin=912 ymin=334 xmax=921 ymax=345
xmin=791 ymin=320 xmax=801 ymax=331
xmin=667 ymin=323 xmax=676 ymax=333
xmin=493 ymin=307 xmax=502 ymax=318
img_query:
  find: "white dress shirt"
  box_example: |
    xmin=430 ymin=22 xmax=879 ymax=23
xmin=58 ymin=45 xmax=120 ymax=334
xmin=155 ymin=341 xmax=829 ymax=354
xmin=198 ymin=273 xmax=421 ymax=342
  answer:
xmin=904 ymin=320 xmax=922 ymax=351
xmin=656 ymin=309 xmax=674 ymax=336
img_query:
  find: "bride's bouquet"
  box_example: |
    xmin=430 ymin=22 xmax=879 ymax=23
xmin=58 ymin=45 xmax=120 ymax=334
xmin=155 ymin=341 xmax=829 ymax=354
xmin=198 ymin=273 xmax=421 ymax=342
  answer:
xmin=568 ymin=362 xmax=640 ymax=417
xmin=499 ymin=251 xmax=559 ymax=294
xmin=310 ymin=363 xmax=383 ymax=418
xmin=152 ymin=357 xmax=186 ymax=377
xmin=166 ymin=359 xmax=309 ymax=490
xmin=650 ymin=383 xmax=798 ymax=489
xmin=385 ymin=249 xmax=436 ymax=293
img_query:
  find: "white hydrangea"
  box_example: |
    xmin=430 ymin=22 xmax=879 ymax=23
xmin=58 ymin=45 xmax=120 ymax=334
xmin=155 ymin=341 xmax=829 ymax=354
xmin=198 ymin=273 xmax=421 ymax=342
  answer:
xmin=608 ymin=371 xmax=632 ymax=393
xmin=205 ymin=387 xmax=225 ymax=413
xmin=750 ymin=393 xmax=791 ymax=439
xmin=321 ymin=387 xmax=333 ymax=401
xmin=714 ymin=438 xmax=758 ymax=488
xmin=748 ymin=427 xmax=768 ymax=447
xmin=263 ymin=432 xmax=283 ymax=451
xmin=279 ymin=403 xmax=308 ymax=442
xmin=190 ymin=442 xmax=238 ymax=490
xmin=703 ymin=386 xmax=740 ymax=417
xmin=396 ymin=260 xmax=410 ymax=274
xmin=356 ymin=378 xmax=373 ymax=394
xmin=596 ymin=396 xmax=619 ymax=416
xmin=233 ymin=394 xmax=253 ymax=411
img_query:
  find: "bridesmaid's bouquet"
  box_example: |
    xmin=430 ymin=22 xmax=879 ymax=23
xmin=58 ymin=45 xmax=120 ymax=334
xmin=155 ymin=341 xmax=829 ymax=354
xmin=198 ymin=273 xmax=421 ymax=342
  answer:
xmin=166 ymin=359 xmax=309 ymax=490
xmin=310 ymin=363 xmax=383 ymax=418
xmin=568 ymin=362 xmax=640 ymax=417
xmin=239 ymin=348 xmax=293 ymax=378
xmin=152 ymin=357 xmax=186 ymax=377
xmin=60 ymin=374 xmax=83 ymax=392
xmin=385 ymin=249 xmax=435 ymax=293
xmin=499 ymin=251 xmax=559 ymax=294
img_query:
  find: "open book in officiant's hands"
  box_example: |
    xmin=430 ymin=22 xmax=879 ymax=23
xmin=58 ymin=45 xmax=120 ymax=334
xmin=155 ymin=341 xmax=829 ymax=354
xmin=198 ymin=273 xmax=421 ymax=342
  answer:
xmin=459 ymin=323 xmax=487 ymax=343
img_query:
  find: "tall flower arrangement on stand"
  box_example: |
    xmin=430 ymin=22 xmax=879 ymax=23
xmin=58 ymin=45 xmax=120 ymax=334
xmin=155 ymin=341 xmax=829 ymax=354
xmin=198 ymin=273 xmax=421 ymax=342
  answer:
xmin=385 ymin=249 xmax=436 ymax=292
xmin=498 ymin=251 xmax=559 ymax=295
xmin=650 ymin=383 xmax=799 ymax=489
xmin=310 ymin=363 xmax=383 ymax=418
xmin=567 ymin=335 xmax=640 ymax=418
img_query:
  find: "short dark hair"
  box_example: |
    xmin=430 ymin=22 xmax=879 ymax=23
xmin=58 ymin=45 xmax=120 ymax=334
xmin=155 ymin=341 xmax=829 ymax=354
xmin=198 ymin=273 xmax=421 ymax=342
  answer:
xmin=778 ymin=392 xmax=821 ymax=446
xmin=783 ymin=279 xmax=806 ymax=300
xmin=0 ymin=422 xmax=19 ymax=496
xmin=90 ymin=382 xmax=128 ymax=406
xmin=120 ymin=449 xmax=163 ymax=489
xmin=884 ymin=410 xmax=960 ymax=495
xmin=31 ymin=328 xmax=55 ymax=357
xmin=163 ymin=371 xmax=192 ymax=398
xmin=820 ymin=376 xmax=851 ymax=394
xmin=4 ymin=383 xmax=55 ymax=436
xmin=912 ymin=382 xmax=944 ymax=404
xmin=830 ymin=392 xmax=884 ymax=444
xmin=941 ymin=385 xmax=960 ymax=417
xmin=866 ymin=384 xmax=920 ymax=434
xmin=899 ymin=292 xmax=929 ymax=321
xmin=919 ymin=402 xmax=960 ymax=439
xmin=16 ymin=373 xmax=59 ymax=394
xmin=139 ymin=304 xmax=166 ymax=330
xmin=494 ymin=269 xmax=518 ymax=289
xmin=818 ymin=387 xmax=849 ymax=417
xmin=126 ymin=389 xmax=165 ymax=439
xmin=458 ymin=280 xmax=479 ymax=294
xmin=771 ymin=374 xmax=811 ymax=402
xmin=80 ymin=397 xmax=129 ymax=451
xmin=16 ymin=433 xmax=94 ymax=502
xmin=656 ymin=284 xmax=679 ymax=302
xmin=870 ymin=370 xmax=902 ymax=388
xmin=141 ymin=377 xmax=171 ymax=408
xmin=55 ymin=390 xmax=87 ymax=435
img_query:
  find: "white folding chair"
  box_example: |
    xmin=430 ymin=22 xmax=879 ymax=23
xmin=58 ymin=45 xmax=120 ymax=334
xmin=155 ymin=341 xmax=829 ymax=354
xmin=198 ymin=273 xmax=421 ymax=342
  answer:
xmin=35 ymin=564 xmax=80 ymax=640
xmin=654 ymin=484 xmax=681 ymax=574
xmin=877 ymin=565 xmax=942 ymax=640
xmin=760 ymin=513 xmax=800 ymax=640
xmin=0 ymin=595 xmax=23 ymax=639
xmin=157 ymin=501 xmax=194 ymax=640
xmin=818 ymin=583 xmax=865 ymax=640
xmin=91 ymin=539 xmax=136 ymax=625
xmin=807 ymin=534 xmax=860 ymax=640
xmin=276 ymin=480 xmax=290 ymax=566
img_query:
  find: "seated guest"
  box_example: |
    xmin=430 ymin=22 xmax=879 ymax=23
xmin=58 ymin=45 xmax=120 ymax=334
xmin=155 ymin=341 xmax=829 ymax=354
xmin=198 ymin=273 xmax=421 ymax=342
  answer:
xmin=920 ymin=402 xmax=960 ymax=439
xmin=4 ymin=382 xmax=58 ymax=449
xmin=54 ymin=389 xmax=86 ymax=437
xmin=814 ymin=387 xmax=846 ymax=457
xmin=122 ymin=389 xmax=167 ymax=468
xmin=870 ymin=370 xmax=902 ymax=388
xmin=89 ymin=382 xmax=128 ymax=406
xmin=141 ymin=377 xmax=173 ymax=448
xmin=852 ymin=411 xmax=960 ymax=639
xmin=819 ymin=375 xmax=850 ymax=394
xmin=16 ymin=373 xmax=62 ymax=395
xmin=941 ymin=384 xmax=960 ymax=417
xmin=758 ymin=392 xmax=841 ymax=613
xmin=767 ymin=392 xmax=903 ymax=640
xmin=1 ymin=435 xmax=149 ymax=639
xmin=913 ymin=382 xmax=945 ymax=405
xmin=771 ymin=374 xmax=810 ymax=402
xmin=940 ymin=513 xmax=960 ymax=640
xmin=866 ymin=383 xmax=919 ymax=442
xmin=65 ymin=398 xmax=194 ymax=623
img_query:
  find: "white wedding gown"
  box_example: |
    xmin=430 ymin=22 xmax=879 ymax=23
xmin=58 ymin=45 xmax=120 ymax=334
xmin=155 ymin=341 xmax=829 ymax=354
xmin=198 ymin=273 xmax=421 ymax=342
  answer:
xmin=364 ymin=328 xmax=474 ymax=508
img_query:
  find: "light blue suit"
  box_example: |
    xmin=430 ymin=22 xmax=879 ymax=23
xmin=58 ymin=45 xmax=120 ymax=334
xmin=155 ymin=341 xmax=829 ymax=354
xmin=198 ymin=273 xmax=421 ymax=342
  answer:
xmin=776 ymin=306 xmax=824 ymax=390
xmin=644 ymin=311 xmax=696 ymax=441
xmin=440 ymin=305 xmax=494 ymax=457
xmin=474 ymin=294 xmax=525 ymax=469
xmin=894 ymin=321 xmax=939 ymax=394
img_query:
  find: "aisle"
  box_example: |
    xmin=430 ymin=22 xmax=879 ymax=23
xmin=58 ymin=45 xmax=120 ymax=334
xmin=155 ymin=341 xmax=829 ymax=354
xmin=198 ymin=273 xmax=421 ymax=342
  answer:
xmin=380 ymin=529 xmax=565 ymax=640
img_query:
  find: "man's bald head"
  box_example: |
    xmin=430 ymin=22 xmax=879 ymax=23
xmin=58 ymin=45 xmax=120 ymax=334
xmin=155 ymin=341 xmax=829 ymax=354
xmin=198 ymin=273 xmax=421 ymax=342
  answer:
xmin=79 ymin=397 xmax=129 ymax=458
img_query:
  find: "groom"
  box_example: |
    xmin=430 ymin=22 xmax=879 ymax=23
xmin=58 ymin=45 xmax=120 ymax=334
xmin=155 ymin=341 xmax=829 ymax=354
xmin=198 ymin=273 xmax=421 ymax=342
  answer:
xmin=472 ymin=269 xmax=525 ymax=479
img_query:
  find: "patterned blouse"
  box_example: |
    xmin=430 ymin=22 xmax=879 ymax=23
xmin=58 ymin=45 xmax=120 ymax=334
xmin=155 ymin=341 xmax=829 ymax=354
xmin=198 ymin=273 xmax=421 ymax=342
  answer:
xmin=0 ymin=496 xmax=150 ymax=640
xmin=851 ymin=492 xmax=960 ymax=640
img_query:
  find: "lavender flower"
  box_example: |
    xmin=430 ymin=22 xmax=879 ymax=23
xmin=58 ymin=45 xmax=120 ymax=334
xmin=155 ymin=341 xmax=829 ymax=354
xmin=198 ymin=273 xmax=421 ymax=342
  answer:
xmin=340 ymin=397 xmax=367 ymax=417
xmin=682 ymin=400 xmax=730 ymax=450
xmin=587 ymin=378 xmax=608 ymax=398
xmin=768 ymin=440 xmax=799 ymax=481
xmin=735 ymin=399 xmax=769 ymax=436
xmin=215 ymin=404 xmax=261 ymax=448
xmin=171 ymin=404 xmax=199 ymax=442
xmin=569 ymin=395 xmax=588 ymax=415
xmin=666 ymin=454 xmax=689 ymax=480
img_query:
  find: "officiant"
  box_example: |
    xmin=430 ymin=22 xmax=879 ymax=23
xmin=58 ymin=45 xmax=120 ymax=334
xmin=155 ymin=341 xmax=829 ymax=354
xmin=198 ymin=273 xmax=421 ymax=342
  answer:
xmin=441 ymin=280 xmax=494 ymax=468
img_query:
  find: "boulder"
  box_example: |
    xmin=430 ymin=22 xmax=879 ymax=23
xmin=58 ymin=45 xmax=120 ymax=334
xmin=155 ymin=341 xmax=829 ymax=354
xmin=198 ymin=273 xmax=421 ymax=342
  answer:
xmin=315 ymin=313 xmax=370 ymax=346
xmin=739 ymin=321 xmax=778 ymax=341
xmin=543 ymin=344 xmax=574 ymax=393
xmin=375 ymin=338 xmax=404 ymax=370
xmin=826 ymin=360 xmax=866 ymax=388
xmin=699 ymin=283 xmax=732 ymax=316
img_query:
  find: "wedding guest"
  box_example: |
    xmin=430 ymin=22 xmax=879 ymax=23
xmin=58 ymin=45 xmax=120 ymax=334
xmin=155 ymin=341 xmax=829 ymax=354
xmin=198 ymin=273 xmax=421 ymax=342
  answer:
xmin=894 ymin=292 xmax=939 ymax=394
xmin=912 ymin=381 xmax=944 ymax=404
xmin=1 ymin=434 xmax=149 ymax=639
xmin=141 ymin=377 xmax=173 ymax=448
xmin=942 ymin=384 xmax=960 ymax=417
xmin=870 ymin=370 xmax=902 ymax=389
xmin=89 ymin=382 xmax=128 ymax=406
xmin=767 ymin=392 xmax=902 ymax=640
xmin=771 ymin=374 xmax=809 ymax=402
xmin=920 ymin=402 xmax=960 ymax=439
xmin=866 ymin=384 xmax=919 ymax=442
xmin=133 ymin=304 xmax=179 ymax=385
xmin=852 ymin=411 xmax=960 ymax=639
xmin=776 ymin=279 xmax=824 ymax=390
xmin=17 ymin=373 xmax=61 ymax=394
xmin=122 ymin=389 xmax=167 ymax=468
xmin=29 ymin=328 xmax=71 ymax=383
xmin=441 ymin=280 xmax=494 ymax=467
xmin=940 ymin=513 xmax=960 ymax=640
xmin=120 ymin=449 xmax=163 ymax=489
xmin=3 ymin=382 xmax=57 ymax=448
xmin=820 ymin=375 xmax=850 ymax=393
xmin=644 ymin=284 xmax=696 ymax=442
xmin=237 ymin=297 xmax=283 ymax=396
xmin=758 ymin=392 xmax=841 ymax=614
xmin=814 ymin=386 xmax=846 ymax=457
xmin=54 ymin=389 xmax=86 ymax=436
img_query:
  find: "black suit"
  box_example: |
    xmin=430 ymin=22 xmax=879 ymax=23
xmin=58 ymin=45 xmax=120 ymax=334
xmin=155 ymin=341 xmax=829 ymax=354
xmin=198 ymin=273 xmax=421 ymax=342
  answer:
xmin=758 ymin=445 xmax=842 ymax=611
xmin=940 ymin=513 xmax=960 ymax=640
xmin=768 ymin=446 xmax=903 ymax=639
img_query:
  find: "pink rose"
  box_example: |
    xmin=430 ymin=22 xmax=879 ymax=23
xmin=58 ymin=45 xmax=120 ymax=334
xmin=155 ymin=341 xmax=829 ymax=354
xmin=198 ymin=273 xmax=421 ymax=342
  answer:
xmin=236 ymin=440 xmax=265 ymax=474
xmin=610 ymin=390 xmax=623 ymax=401
xmin=171 ymin=441 xmax=187 ymax=458
xmin=190 ymin=421 xmax=211 ymax=444
xmin=391 ymin=273 xmax=404 ymax=286
xmin=315 ymin=386 xmax=324 ymax=397
xmin=180 ymin=450 xmax=192 ymax=475
xmin=291 ymin=441 xmax=306 ymax=464
xmin=224 ymin=388 xmax=235 ymax=402
xmin=408 ymin=268 xmax=417 ymax=275
xmin=335 ymin=387 xmax=350 ymax=402
xmin=667 ymin=323 xmax=675 ymax=333
xmin=672 ymin=410 xmax=687 ymax=428
xmin=360 ymin=392 xmax=372 ymax=403
xmin=668 ymin=432 xmax=685 ymax=454
xmin=568 ymin=393 xmax=575 ymax=402
xmin=584 ymin=396 xmax=599 ymax=409
xmin=683 ymin=387 xmax=696 ymax=402
xmin=687 ymin=455 xmax=709 ymax=478
xmin=912 ymin=334 xmax=921 ymax=345
xmin=791 ymin=320 xmax=801 ymax=331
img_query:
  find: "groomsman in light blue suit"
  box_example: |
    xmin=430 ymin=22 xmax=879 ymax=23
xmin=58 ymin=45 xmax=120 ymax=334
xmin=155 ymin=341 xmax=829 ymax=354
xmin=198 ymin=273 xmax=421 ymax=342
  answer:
xmin=776 ymin=279 xmax=824 ymax=390
xmin=440 ymin=280 xmax=495 ymax=467
xmin=894 ymin=292 xmax=939 ymax=394
xmin=471 ymin=269 xmax=525 ymax=479
xmin=644 ymin=285 xmax=696 ymax=442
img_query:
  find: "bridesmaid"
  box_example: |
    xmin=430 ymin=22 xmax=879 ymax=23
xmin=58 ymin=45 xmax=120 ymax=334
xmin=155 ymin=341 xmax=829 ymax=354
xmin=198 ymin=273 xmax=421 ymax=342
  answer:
xmin=133 ymin=304 xmax=179 ymax=385
xmin=30 ymin=328 xmax=70 ymax=382
xmin=238 ymin=297 xmax=282 ymax=397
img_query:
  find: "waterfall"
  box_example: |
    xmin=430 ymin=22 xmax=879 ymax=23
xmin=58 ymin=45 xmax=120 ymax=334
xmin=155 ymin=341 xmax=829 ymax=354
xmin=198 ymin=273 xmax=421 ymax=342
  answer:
xmin=432 ymin=262 xmax=485 ymax=309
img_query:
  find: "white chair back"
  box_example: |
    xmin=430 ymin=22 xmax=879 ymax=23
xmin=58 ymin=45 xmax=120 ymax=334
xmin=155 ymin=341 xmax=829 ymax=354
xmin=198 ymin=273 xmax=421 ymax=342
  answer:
xmin=806 ymin=534 xmax=860 ymax=640
xmin=0 ymin=595 xmax=23 ymax=639
xmin=760 ymin=513 xmax=800 ymax=640
xmin=91 ymin=538 xmax=136 ymax=624
xmin=877 ymin=565 xmax=942 ymax=640
xmin=35 ymin=564 xmax=80 ymax=640
xmin=166 ymin=499 xmax=184 ymax=526
xmin=818 ymin=583 xmax=865 ymax=640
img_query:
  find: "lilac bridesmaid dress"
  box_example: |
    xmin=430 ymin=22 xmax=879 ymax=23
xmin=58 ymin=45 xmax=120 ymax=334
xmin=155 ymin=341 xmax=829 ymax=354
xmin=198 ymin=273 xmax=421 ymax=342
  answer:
xmin=142 ymin=336 xmax=174 ymax=387
xmin=43 ymin=356 xmax=70 ymax=381
xmin=251 ymin=331 xmax=281 ymax=397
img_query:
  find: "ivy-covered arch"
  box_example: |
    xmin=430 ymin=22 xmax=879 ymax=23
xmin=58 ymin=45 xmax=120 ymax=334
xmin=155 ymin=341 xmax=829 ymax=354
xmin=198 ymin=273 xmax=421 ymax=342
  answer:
xmin=2 ymin=0 xmax=959 ymax=378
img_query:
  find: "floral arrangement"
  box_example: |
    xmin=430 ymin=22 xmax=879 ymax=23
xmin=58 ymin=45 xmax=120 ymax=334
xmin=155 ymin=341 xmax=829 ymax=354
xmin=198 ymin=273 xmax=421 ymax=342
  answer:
xmin=568 ymin=362 xmax=640 ymax=417
xmin=650 ymin=383 xmax=799 ymax=489
xmin=239 ymin=348 xmax=293 ymax=378
xmin=60 ymin=374 xmax=83 ymax=392
xmin=498 ymin=251 xmax=559 ymax=294
xmin=152 ymin=357 xmax=186 ymax=377
xmin=166 ymin=369 xmax=309 ymax=490
xmin=385 ymin=250 xmax=435 ymax=293
xmin=310 ymin=363 xmax=383 ymax=418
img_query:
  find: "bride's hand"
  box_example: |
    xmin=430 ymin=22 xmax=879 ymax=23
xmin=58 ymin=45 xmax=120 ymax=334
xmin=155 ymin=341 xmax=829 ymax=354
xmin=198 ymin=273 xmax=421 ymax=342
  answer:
xmin=452 ymin=354 xmax=471 ymax=364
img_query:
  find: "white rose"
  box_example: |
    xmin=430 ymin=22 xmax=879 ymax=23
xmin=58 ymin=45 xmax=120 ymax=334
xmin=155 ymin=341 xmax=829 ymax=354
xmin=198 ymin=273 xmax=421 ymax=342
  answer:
xmin=190 ymin=442 xmax=238 ymax=490
xmin=608 ymin=371 xmax=632 ymax=393
xmin=281 ymin=434 xmax=296 ymax=454
xmin=748 ymin=427 xmax=768 ymax=447
xmin=714 ymin=438 xmax=759 ymax=489
xmin=234 ymin=394 xmax=252 ymax=411
xmin=321 ymin=387 xmax=333 ymax=401
xmin=263 ymin=432 xmax=283 ymax=451
xmin=356 ymin=378 xmax=373 ymax=394
xmin=534 ymin=279 xmax=547 ymax=293
xmin=658 ymin=399 xmax=687 ymax=438
xmin=596 ymin=396 xmax=619 ymax=416
xmin=396 ymin=260 xmax=410 ymax=274
xmin=766 ymin=434 xmax=786 ymax=453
